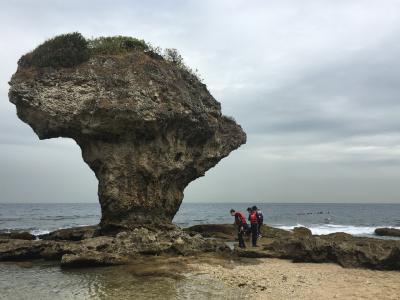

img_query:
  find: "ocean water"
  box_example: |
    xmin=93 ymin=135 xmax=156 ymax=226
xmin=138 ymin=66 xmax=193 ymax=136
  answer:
xmin=1 ymin=202 xmax=400 ymax=237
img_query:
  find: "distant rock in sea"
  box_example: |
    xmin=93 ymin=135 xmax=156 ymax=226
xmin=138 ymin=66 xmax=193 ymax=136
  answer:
xmin=375 ymin=227 xmax=400 ymax=237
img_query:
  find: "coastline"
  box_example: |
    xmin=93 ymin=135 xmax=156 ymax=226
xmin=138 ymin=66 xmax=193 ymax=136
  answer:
xmin=2 ymin=223 xmax=400 ymax=270
xmin=1 ymin=223 xmax=400 ymax=299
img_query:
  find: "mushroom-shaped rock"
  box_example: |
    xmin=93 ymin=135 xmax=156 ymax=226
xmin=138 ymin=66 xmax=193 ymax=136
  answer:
xmin=9 ymin=34 xmax=246 ymax=231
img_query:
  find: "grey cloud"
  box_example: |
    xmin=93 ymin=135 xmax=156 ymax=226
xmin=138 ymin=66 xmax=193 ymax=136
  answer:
xmin=228 ymin=37 xmax=400 ymax=143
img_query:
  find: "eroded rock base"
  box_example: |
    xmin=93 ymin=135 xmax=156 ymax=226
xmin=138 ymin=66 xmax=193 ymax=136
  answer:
xmin=0 ymin=225 xmax=229 ymax=268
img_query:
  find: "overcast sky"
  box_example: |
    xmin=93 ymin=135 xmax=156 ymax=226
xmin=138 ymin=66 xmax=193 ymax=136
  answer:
xmin=1 ymin=0 xmax=400 ymax=203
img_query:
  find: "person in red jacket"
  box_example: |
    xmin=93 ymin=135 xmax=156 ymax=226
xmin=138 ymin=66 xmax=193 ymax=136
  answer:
xmin=230 ymin=209 xmax=248 ymax=248
xmin=249 ymin=206 xmax=259 ymax=247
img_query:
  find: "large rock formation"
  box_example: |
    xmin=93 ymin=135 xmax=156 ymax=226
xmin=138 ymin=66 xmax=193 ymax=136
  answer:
xmin=8 ymin=35 xmax=246 ymax=231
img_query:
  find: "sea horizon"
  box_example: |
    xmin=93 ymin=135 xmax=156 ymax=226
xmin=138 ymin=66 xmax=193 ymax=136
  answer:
xmin=2 ymin=201 xmax=400 ymax=205
xmin=1 ymin=202 xmax=399 ymax=238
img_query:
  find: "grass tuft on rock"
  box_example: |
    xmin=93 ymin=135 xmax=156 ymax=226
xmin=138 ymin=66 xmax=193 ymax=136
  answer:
xmin=88 ymin=36 xmax=149 ymax=55
xmin=17 ymin=32 xmax=202 ymax=80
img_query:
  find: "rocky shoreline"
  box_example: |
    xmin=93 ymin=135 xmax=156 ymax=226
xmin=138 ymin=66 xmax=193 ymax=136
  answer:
xmin=0 ymin=225 xmax=230 ymax=268
xmin=1 ymin=224 xmax=399 ymax=270
xmin=4 ymin=34 xmax=400 ymax=274
xmin=188 ymin=224 xmax=400 ymax=270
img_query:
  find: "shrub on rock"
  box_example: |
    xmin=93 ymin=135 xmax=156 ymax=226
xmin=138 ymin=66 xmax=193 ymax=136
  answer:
xmin=18 ymin=32 xmax=89 ymax=68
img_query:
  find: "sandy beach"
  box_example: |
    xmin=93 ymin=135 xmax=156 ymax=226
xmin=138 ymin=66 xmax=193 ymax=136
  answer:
xmin=191 ymin=258 xmax=400 ymax=300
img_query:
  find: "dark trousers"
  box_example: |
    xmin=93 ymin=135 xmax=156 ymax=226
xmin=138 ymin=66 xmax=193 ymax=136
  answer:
xmin=237 ymin=227 xmax=246 ymax=248
xmin=251 ymin=223 xmax=258 ymax=246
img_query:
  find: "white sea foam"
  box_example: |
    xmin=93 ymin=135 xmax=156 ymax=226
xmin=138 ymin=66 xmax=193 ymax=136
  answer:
xmin=30 ymin=229 xmax=50 ymax=236
xmin=29 ymin=224 xmax=94 ymax=236
xmin=275 ymin=224 xmax=400 ymax=236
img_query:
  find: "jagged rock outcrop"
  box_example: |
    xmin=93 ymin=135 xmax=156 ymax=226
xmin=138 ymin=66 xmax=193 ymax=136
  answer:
xmin=8 ymin=36 xmax=246 ymax=231
xmin=2 ymin=225 xmax=400 ymax=270
xmin=292 ymin=226 xmax=312 ymax=237
xmin=0 ymin=226 xmax=230 ymax=267
xmin=0 ymin=231 xmax=36 ymax=240
xmin=187 ymin=224 xmax=400 ymax=270
xmin=259 ymin=232 xmax=400 ymax=270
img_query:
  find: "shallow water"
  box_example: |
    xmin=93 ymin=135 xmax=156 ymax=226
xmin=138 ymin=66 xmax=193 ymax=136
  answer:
xmin=0 ymin=260 xmax=244 ymax=300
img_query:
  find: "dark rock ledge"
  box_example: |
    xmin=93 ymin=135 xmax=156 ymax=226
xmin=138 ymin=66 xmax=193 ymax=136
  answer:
xmin=0 ymin=226 xmax=230 ymax=268
xmin=1 ymin=224 xmax=400 ymax=270
xmin=375 ymin=227 xmax=400 ymax=238
xmin=186 ymin=224 xmax=400 ymax=271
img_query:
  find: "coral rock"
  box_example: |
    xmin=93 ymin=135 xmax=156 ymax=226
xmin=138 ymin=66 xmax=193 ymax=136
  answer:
xmin=9 ymin=44 xmax=246 ymax=231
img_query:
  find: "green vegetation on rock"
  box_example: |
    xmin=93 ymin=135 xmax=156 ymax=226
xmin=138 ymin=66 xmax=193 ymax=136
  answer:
xmin=17 ymin=32 xmax=199 ymax=80
xmin=18 ymin=32 xmax=89 ymax=68
xmin=88 ymin=36 xmax=149 ymax=55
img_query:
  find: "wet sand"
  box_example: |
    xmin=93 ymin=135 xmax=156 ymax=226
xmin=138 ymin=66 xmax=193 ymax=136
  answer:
xmin=191 ymin=258 xmax=400 ymax=300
